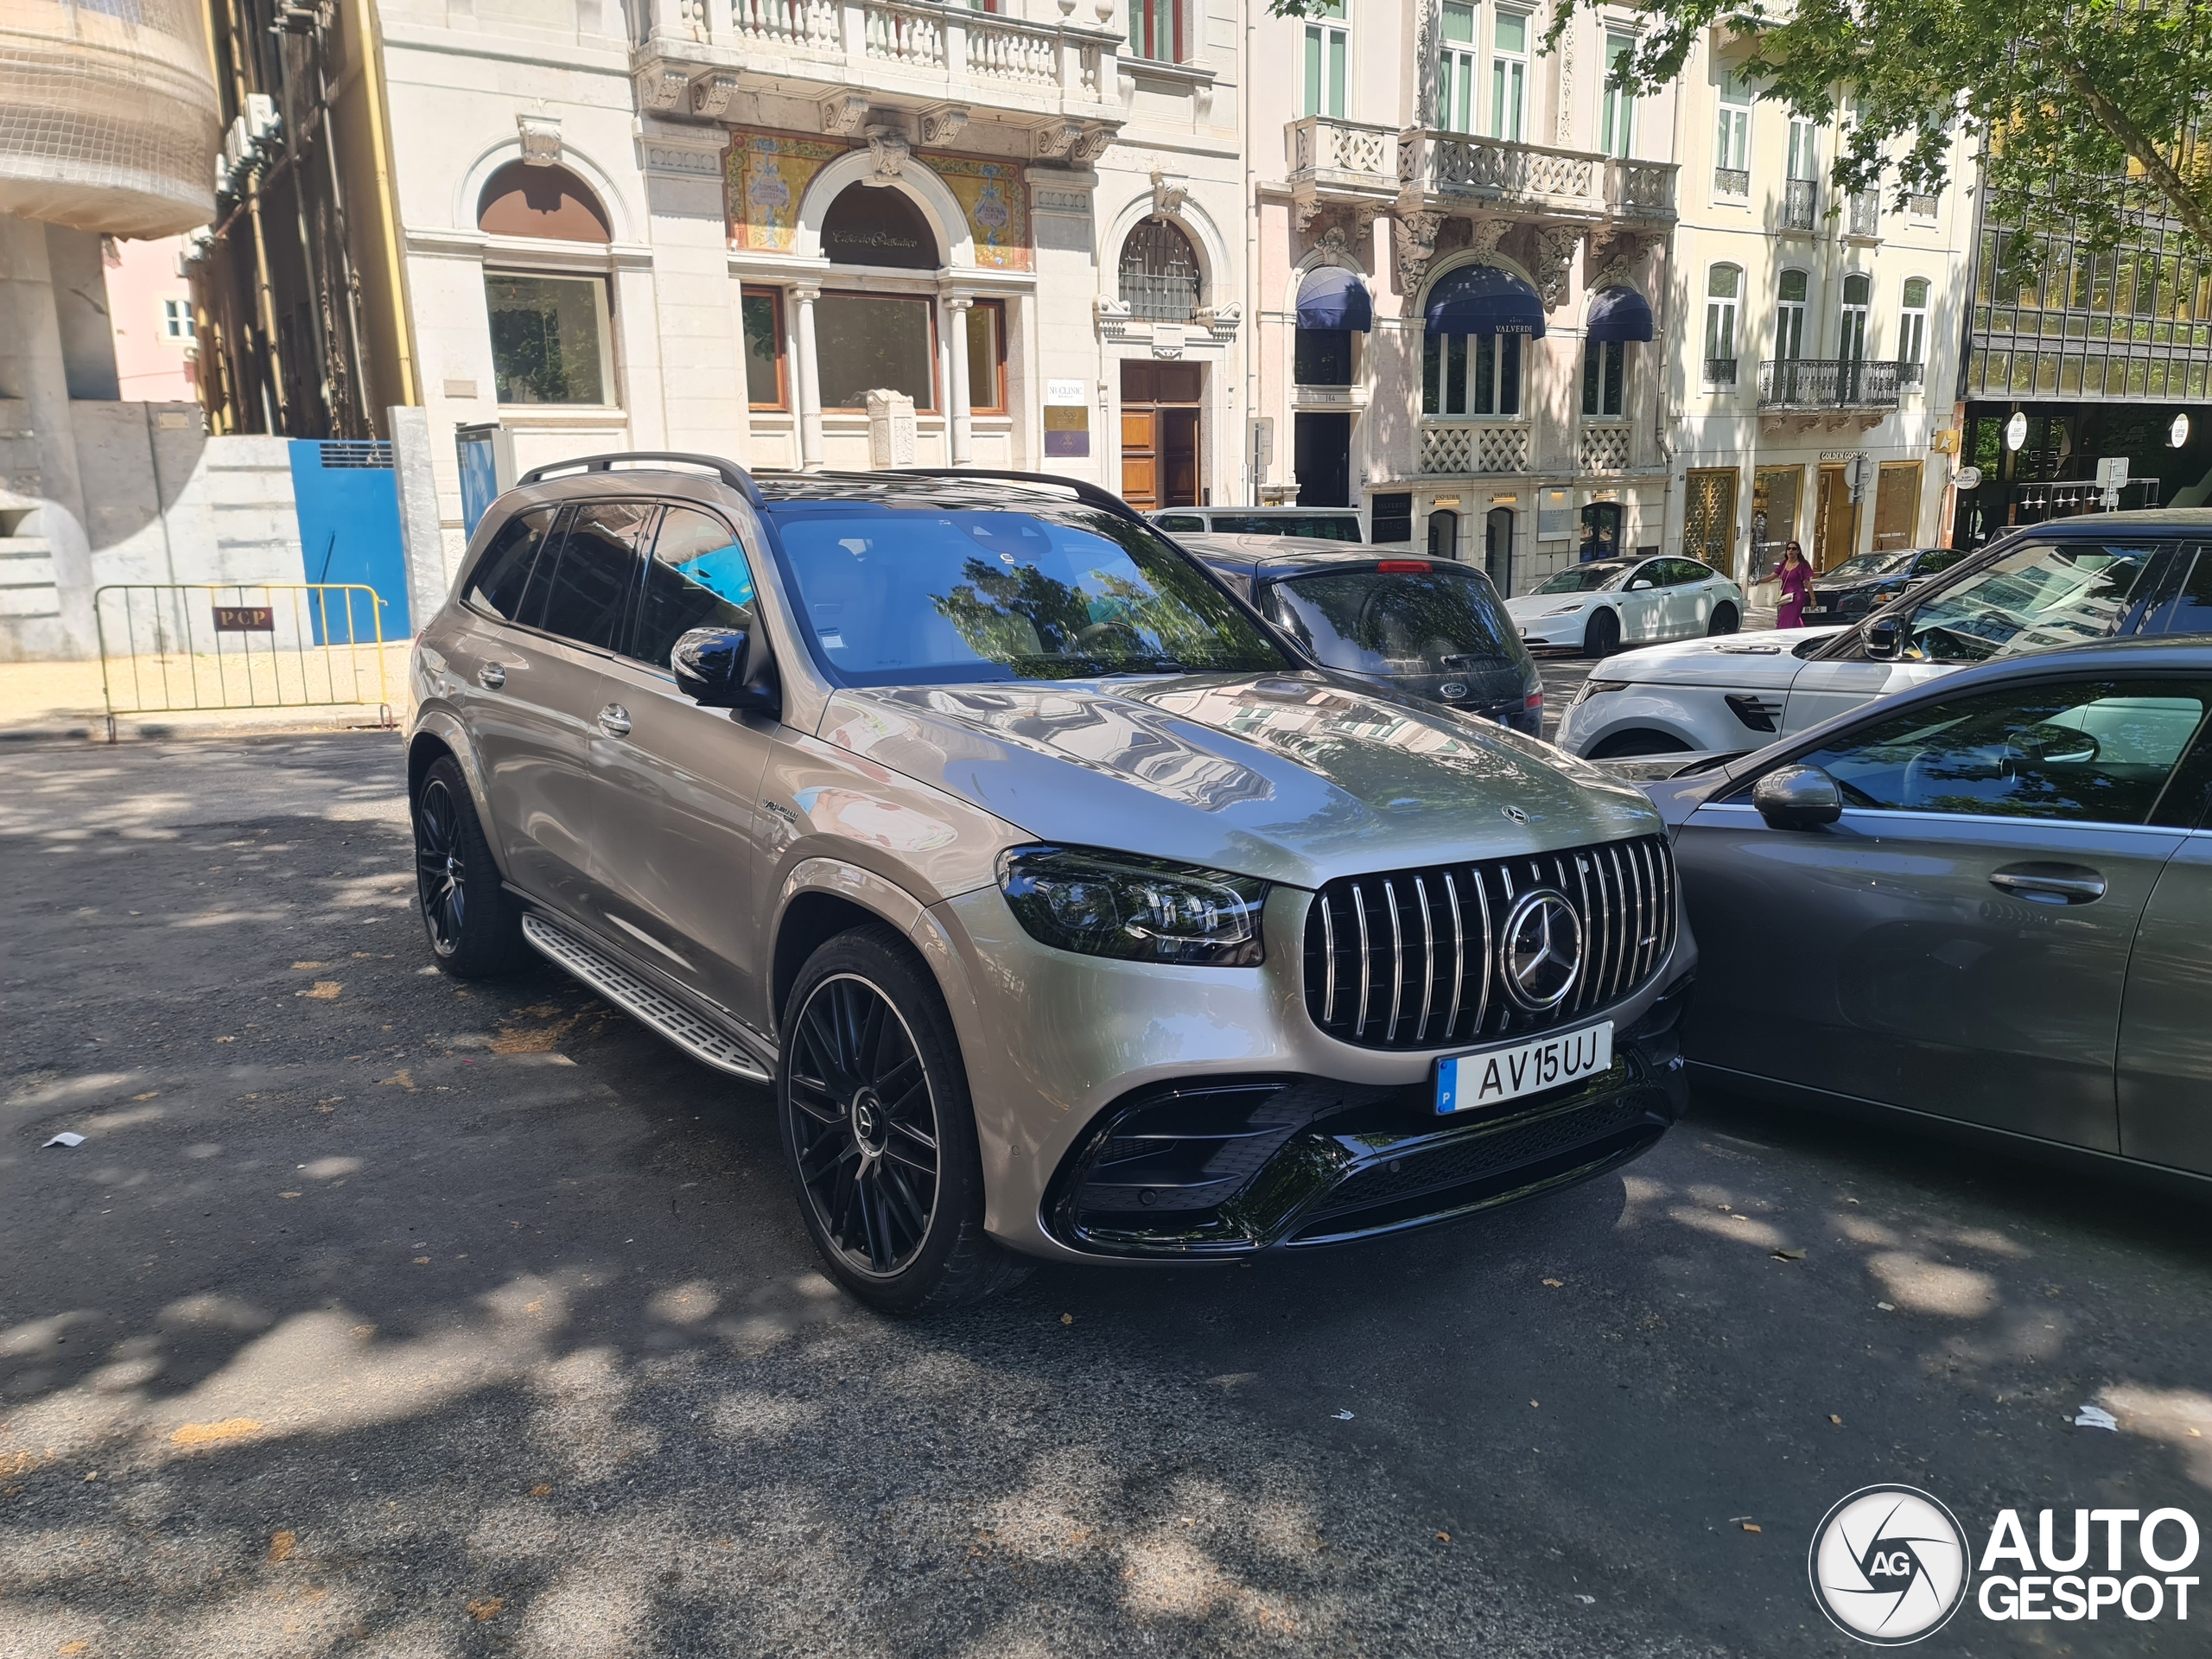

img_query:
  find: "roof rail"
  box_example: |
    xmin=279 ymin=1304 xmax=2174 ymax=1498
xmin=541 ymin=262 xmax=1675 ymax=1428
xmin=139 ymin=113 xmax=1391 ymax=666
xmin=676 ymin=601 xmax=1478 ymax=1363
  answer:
xmin=517 ymin=451 xmax=765 ymax=508
xmin=892 ymin=467 xmax=1145 ymax=526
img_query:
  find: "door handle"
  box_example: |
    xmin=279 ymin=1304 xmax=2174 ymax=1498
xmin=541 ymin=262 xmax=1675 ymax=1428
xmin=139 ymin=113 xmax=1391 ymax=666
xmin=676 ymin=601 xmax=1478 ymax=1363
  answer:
xmin=1989 ymin=864 xmax=2106 ymax=905
xmin=597 ymin=704 xmax=632 ymax=738
xmin=476 ymin=662 xmax=505 ymax=690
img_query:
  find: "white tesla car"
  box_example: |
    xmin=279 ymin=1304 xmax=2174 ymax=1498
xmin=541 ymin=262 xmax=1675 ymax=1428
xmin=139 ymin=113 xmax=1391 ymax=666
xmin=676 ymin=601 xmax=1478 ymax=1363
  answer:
xmin=1503 ymin=555 xmax=1745 ymax=658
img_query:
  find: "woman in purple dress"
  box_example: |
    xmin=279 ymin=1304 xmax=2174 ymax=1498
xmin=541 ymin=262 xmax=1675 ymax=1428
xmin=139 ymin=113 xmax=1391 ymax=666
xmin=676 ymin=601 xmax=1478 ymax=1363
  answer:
xmin=1775 ymin=540 xmax=1813 ymax=628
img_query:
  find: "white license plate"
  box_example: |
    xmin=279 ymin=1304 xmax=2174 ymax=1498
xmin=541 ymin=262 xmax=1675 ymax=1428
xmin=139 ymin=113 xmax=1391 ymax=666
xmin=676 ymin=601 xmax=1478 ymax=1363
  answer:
xmin=1435 ymin=1021 xmax=1612 ymax=1115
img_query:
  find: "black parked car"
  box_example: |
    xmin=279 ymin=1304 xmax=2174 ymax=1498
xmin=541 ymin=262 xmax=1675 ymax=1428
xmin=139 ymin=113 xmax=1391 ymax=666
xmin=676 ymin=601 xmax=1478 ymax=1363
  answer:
xmin=1176 ymin=533 xmax=1545 ymax=734
xmin=1802 ymin=545 xmax=1968 ymax=624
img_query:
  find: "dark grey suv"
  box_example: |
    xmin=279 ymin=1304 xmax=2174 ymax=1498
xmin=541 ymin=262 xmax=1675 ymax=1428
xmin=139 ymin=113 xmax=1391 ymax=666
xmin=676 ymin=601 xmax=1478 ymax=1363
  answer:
xmin=406 ymin=456 xmax=1696 ymax=1310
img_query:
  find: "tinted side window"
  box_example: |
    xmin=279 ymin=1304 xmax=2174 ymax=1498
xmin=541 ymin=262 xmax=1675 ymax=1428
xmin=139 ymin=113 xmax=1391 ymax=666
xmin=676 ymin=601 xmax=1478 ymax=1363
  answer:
xmin=1902 ymin=539 xmax=2164 ymax=663
xmin=1666 ymin=559 xmax=1713 ymax=586
xmin=467 ymin=505 xmax=556 ymax=622
xmin=537 ymin=500 xmax=653 ymax=652
xmin=1913 ymin=548 xmax=1965 ymax=577
xmin=2147 ymin=545 xmax=2212 ymax=637
xmin=631 ymin=507 xmax=757 ymax=670
xmin=1796 ymin=677 xmax=2212 ymax=826
xmin=1155 ymin=514 xmax=1206 ymax=532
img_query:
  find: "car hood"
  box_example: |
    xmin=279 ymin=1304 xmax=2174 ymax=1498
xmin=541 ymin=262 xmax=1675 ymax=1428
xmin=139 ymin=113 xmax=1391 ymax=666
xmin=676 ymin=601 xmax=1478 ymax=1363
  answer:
xmin=1503 ymin=591 xmax=1605 ymax=619
xmin=817 ymin=671 xmax=1658 ymax=890
xmin=1593 ymin=627 xmax=1851 ymax=690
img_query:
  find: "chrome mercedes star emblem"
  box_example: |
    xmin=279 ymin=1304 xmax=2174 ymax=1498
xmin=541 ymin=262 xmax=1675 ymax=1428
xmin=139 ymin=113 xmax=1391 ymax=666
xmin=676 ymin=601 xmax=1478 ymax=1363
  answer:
xmin=1500 ymin=804 xmax=1530 ymax=825
xmin=1499 ymin=889 xmax=1584 ymax=1011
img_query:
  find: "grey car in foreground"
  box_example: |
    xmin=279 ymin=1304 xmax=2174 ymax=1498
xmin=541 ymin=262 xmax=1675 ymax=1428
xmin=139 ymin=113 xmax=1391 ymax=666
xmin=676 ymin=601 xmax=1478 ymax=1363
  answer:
xmin=1634 ymin=636 xmax=2212 ymax=1182
xmin=407 ymin=457 xmax=1695 ymax=1309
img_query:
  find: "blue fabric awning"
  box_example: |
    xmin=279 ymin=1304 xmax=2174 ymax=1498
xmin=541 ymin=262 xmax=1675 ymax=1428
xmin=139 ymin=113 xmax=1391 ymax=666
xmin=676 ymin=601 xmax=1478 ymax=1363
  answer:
xmin=1423 ymin=264 xmax=1546 ymax=337
xmin=1586 ymin=285 xmax=1655 ymax=342
xmin=1296 ymin=265 xmax=1372 ymax=332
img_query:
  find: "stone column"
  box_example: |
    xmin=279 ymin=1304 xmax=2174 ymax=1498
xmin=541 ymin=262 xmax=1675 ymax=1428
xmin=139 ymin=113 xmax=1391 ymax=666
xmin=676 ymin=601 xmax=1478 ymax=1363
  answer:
xmin=793 ymin=283 xmax=824 ymax=471
xmin=944 ymin=293 xmax=974 ymax=466
xmin=0 ymin=214 xmax=96 ymax=660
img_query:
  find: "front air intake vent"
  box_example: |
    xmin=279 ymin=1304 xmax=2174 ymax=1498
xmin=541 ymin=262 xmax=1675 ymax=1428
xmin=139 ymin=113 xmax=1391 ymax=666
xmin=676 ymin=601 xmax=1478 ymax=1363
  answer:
xmin=1301 ymin=835 xmax=1677 ymax=1052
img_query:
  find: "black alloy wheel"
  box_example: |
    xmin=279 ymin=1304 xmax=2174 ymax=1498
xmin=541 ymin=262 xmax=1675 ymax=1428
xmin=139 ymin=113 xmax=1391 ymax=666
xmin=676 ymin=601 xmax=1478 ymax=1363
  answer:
xmin=776 ymin=926 xmax=1024 ymax=1312
xmin=1584 ymin=607 xmax=1621 ymax=658
xmin=415 ymin=774 xmax=469 ymax=952
xmin=1707 ymin=602 xmax=1740 ymax=636
xmin=410 ymin=754 xmax=528 ymax=977
xmin=785 ymin=971 xmax=942 ymax=1277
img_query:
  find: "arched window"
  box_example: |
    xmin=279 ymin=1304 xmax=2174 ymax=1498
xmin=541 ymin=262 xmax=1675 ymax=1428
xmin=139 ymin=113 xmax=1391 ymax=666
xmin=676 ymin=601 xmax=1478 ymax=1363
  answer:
xmin=1898 ymin=276 xmax=1929 ymax=381
xmin=820 ymin=182 xmax=939 ymax=270
xmin=1703 ymin=264 xmax=1740 ymax=385
xmin=1840 ymin=271 xmax=1871 ymax=361
xmin=1120 ymin=219 xmax=1201 ymax=321
xmin=478 ymin=162 xmax=613 ymax=408
xmin=1777 ymin=269 xmax=1808 ymax=359
xmin=477 ymin=162 xmax=610 ymax=241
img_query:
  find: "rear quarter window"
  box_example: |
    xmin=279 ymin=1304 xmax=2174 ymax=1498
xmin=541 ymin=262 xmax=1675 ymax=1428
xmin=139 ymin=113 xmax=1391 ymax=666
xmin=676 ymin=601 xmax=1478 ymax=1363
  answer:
xmin=467 ymin=505 xmax=556 ymax=622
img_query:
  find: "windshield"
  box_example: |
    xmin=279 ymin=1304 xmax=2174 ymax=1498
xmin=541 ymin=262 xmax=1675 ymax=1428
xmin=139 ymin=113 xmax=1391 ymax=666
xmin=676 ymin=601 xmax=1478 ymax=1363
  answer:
xmin=1205 ymin=512 xmax=1362 ymax=541
xmin=1535 ymin=561 xmax=1632 ymax=594
xmin=1901 ymin=539 xmax=2161 ymax=664
xmin=1825 ymin=550 xmax=1916 ymax=581
xmin=1263 ymin=564 xmax=1525 ymax=677
xmin=767 ymin=507 xmax=1289 ymax=686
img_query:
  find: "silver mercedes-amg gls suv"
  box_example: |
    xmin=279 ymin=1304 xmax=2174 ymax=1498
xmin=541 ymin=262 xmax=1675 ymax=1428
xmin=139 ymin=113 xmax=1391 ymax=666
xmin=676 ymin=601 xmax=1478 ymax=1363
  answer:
xmin=407 ymin=455 xmax=1696 ymax=1311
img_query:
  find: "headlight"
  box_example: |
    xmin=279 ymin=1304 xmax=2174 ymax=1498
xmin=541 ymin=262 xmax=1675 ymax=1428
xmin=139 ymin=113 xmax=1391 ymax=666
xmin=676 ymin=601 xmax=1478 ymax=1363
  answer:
xmin=1573 ymin=678 xmax=1630 ymax=706
xmin=997 ymin=846 xmax=1268 ymax=966
xmin=1542 ymin=601 xmax=1588 ymax=616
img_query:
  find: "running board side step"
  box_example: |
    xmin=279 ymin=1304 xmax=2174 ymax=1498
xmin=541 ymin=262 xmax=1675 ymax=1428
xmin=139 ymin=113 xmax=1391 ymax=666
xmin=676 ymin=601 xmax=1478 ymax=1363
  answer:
xmin=520 ymin=914 xmax=772 ymax=1084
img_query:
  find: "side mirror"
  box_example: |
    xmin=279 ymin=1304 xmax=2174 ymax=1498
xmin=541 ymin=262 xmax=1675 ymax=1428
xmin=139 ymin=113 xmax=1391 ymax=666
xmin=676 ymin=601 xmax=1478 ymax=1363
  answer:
xmin=1752 ymin=765 xmax=1843 ymax=831
xmin=672 ymin=626 xmax=779 ymax=715
xmin=1864 ymin=616 xmax=1904 ymax=660
xmin=1628 ymin=577 xmax=1654 ymax=590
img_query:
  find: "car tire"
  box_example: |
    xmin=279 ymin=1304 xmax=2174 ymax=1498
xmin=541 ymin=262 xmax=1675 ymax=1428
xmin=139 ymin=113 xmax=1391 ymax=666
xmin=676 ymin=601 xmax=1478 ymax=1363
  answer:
xmin=1583 ymin=608 xmax=1621 ymax=658
xmin=1707 ymin=603 xmax=1740 ymax=636
xmin=777 ymin=925 xmax=1027 ymax=1315
xmin=1586 ymin=729 xmax=1694 ymax=760
xmin=411 ymin=755 xmax=531 ymax=978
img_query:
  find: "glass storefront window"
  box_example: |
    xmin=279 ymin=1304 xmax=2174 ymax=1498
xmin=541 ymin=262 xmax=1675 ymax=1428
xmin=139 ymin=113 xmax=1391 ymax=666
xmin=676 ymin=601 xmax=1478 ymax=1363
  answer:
xmin=815 ymin=293 xmax=936 ymax=410
xmin=486 ymin=273 xmax=612 ymax=406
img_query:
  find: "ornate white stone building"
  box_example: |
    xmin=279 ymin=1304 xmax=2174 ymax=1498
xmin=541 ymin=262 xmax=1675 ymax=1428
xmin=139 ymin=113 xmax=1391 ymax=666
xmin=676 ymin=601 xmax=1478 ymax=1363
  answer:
xmin=1249 ymin=0 xmax=1681 ymax=590
xmin=354 ymin=0 xmax=1258 ymax=570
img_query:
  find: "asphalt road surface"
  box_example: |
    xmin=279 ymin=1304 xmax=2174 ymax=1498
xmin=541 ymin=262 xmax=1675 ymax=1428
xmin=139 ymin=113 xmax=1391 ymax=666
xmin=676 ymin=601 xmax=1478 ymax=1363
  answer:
xmin=4 ymin=734 xmax=2209 ymax=1658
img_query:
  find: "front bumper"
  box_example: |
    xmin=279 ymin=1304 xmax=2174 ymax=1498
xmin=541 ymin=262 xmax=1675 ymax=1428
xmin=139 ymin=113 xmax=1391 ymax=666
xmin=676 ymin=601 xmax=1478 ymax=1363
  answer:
xmin=929 ymin=882 xmax=1695 ymax=1263
xmin=1042 ymin=975 xmax=1690 ymax=1255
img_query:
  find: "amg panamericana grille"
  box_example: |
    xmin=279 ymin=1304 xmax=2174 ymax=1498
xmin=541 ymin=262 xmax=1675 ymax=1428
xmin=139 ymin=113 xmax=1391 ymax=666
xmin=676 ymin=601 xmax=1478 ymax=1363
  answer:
xmin=1301 ymin=834 xmax=1678 ymax=1051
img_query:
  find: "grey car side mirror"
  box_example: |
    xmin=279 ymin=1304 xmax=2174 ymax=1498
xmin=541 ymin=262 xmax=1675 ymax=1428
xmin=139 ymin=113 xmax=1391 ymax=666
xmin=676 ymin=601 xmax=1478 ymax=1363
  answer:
xmin=1864 ymin=617 xmax=1904 ymax=659
xmin=672 ymin=626 xmax=779 ymax=715
xmin=1752 ymin=765 xmax=1842 ymax=830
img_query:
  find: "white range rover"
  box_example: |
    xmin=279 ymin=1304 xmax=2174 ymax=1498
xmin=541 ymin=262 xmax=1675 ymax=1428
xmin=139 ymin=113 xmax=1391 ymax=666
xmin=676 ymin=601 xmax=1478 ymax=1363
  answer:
xmin=1553 ymin=519 xmax=2205 ymax=759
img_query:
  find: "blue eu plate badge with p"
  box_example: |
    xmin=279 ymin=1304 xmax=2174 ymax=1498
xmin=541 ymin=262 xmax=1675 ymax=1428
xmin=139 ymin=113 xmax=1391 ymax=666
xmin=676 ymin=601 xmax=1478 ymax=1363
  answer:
xmin=1436 ymin=1021 xmax=1612 ymax=1114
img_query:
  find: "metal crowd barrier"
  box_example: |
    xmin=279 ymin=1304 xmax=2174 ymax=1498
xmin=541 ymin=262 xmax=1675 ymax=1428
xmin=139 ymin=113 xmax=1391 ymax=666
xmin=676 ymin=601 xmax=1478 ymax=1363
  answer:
xmin=93 ymin=583 xmax=397 ymax=741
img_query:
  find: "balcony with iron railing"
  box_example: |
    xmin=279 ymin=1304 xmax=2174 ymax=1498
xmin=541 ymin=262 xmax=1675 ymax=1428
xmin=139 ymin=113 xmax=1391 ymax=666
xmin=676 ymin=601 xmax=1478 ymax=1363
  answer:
xmin=1713 ymin=166 xmax=1748 ymax=199
xmin=1397 ymin=129 xmax=1677 ymax=225
xmin=1758 ymin=357 xmax=1902 ymax=410
xmin=1846 ymin=191 xmax=1879 ymax=239
xmin=632 ymin=0 xmax=1122 ymax=137
xmin=1781 ymin=178 xmax=1817 ymax=232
